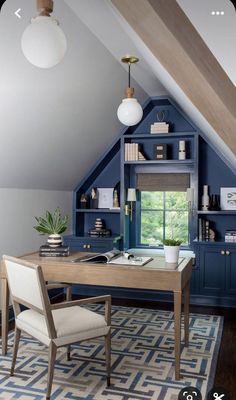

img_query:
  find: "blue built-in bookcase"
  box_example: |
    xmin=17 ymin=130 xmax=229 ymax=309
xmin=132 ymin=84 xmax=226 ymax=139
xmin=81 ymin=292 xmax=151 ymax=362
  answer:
xmin=64 ymin=96 xmax=236 ymax=307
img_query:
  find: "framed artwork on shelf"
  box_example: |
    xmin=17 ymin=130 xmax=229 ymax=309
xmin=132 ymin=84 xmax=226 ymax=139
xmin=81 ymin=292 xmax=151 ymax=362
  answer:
xmin=220 ymin=187 xmax=236 ymax=210
xmin=97 ymin=188 xmax=114 ymax=208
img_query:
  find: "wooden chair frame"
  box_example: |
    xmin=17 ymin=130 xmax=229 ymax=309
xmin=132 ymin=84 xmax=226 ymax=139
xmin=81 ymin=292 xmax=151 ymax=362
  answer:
xmin=3 ymin=255 xmax=111 ymax=400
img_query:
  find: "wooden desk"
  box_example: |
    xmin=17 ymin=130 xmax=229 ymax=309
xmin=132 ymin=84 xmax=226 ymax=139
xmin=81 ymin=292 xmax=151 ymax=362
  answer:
xmin=1 ymin=252 xmax=192 ymax=380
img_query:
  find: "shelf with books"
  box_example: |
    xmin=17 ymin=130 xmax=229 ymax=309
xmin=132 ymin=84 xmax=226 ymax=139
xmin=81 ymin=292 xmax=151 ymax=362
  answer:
xmin=122 ymin=133 xmax=196 ymax=162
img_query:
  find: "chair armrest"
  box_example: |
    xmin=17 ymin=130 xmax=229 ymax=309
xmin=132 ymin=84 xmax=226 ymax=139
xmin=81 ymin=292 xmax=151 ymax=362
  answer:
xmin=46 ymin=283 xmax=72 ymax=290
xmin=50 ymin=295 xmax=111 ymax=325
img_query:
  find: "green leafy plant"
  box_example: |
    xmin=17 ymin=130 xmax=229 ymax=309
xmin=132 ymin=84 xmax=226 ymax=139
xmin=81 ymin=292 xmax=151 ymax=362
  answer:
xmin=34 ymin=208 xmax=69 ymax=235
xmin=162 ymin=239 xmax=182 ymax=246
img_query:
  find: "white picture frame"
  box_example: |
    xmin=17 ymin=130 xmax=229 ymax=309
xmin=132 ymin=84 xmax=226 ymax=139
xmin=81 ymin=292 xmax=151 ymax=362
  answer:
xmin=220 ymin=187 xmax=236 ymax=210
xmin=97 ymin=188 xmax=114 ymax=209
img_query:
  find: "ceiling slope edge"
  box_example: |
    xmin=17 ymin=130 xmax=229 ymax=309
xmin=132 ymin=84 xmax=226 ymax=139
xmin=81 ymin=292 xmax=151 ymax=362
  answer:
xmin=65 ymin=0 xmax=167 ymax=97
xmin=110 ymin=0 xmax=236 ymax=174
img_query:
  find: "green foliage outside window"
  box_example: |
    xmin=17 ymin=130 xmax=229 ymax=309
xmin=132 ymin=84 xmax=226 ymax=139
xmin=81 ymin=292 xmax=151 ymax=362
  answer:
xmin=140 ymin=191 xmax=188 ymax=245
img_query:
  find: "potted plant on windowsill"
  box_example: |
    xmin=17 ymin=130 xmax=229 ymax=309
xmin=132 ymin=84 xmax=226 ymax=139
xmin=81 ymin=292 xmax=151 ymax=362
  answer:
xmin=34 ymin=208 xmax=69 ymax=248
xmin=162 ymin=239 xmax=183 ymax=263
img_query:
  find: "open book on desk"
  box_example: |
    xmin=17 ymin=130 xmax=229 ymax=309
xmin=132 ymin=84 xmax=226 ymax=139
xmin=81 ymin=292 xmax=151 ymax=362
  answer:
xmin=71 ymin=250 xmax=153 ymax=266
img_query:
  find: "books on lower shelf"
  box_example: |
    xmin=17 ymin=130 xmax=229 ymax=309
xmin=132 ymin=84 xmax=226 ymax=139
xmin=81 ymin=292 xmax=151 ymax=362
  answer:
xmin=124 ymin=143 xmax=147 ymax=161
xmin=150 ymin=122 xmax=169 ymax=134
xmin=225 ymin=230 xmax=236 ymax=242
xmin=198 ymin=218 xmax=215 ymax=241
xmin=39 ymin=245 xmax=70 ymax=257
xmin=71 ymin=249 xmax=153 ymax=266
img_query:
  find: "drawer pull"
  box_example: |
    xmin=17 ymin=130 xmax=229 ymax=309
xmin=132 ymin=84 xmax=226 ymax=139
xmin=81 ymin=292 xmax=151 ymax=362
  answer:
xmin=87 ymin=244 xmax=91 ymax=249
xmin=220 ymin=250 xmax=225 ymax=255
xmin=226 ymin=250 xmax=230 ymax=256
xmin=83 ymin=244 xmax=87 ymax=249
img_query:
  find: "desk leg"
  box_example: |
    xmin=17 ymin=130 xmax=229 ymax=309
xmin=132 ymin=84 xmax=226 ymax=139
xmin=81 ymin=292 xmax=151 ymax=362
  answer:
xmin=174 ymin=290 xmax=182 ymax=380
xmin=1 ymin=278 xmax=9 ymax=355
xmin=184 ymin=280 xmax=190 ymax=347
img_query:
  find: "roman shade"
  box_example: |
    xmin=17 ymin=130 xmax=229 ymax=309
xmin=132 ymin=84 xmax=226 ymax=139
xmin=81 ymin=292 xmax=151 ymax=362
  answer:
xmin=137 ymin=173 xmax=190 ymax=192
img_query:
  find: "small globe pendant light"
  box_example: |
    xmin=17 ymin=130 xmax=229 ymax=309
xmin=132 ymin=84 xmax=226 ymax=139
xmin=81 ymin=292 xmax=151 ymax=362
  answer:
xmin=21 ymin=0 xmax=67 ymax=69
xmin=117 ymin=55 xmax=143 ymax=126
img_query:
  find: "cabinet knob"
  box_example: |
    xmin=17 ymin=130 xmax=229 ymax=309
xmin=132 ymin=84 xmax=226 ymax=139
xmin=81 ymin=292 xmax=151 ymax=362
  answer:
xmin=87 ymin=244 xmax=91 ymax=249
xmin=226 ymin=250 xmax=230 ymax=256
xmin=220 ymin=250 xmax=225 ymax=255
xmin=83 ymin=244 xmax=87 ymax=249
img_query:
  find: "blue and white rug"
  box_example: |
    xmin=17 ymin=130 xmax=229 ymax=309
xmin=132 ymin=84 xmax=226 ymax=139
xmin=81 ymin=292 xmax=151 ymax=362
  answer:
xmin=0 ymin=305 xmax=223 ymax=400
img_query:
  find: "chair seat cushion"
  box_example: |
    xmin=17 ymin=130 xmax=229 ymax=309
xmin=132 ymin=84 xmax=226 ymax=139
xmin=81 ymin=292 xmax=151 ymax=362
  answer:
xmin=17 ymin=306 xmax=107 ymax=338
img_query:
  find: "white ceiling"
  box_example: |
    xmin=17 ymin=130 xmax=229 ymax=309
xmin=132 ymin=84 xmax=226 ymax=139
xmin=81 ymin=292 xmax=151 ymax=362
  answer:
xmin=0 ymin=0 xmax=235 ymax=191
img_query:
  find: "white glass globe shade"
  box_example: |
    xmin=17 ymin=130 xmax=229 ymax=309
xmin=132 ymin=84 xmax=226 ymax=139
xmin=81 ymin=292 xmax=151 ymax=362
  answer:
xmin=117 ymin=98 xmax=143 ymax=126
xmin=21 ymin=16 xmax=67 ymax=69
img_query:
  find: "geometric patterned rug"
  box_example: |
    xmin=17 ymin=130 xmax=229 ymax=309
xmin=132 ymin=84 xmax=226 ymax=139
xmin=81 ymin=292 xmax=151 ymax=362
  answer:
xmin=0 ymin=305 xmax=223 ymax=400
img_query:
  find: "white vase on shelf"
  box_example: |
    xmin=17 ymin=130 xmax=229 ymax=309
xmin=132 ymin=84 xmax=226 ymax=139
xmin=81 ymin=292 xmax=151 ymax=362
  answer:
xmin=201 ymin=185 xmax=209 ymax=211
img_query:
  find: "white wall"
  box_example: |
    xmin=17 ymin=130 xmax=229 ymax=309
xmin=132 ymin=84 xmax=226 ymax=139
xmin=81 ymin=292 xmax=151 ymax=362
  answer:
xmin=0 ymin=188 xmax=73 ymax=309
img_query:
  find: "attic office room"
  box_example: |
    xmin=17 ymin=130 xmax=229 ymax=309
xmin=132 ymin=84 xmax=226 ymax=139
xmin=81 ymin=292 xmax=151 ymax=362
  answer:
xmin=0 ymin=0 xmax=236 ymax=398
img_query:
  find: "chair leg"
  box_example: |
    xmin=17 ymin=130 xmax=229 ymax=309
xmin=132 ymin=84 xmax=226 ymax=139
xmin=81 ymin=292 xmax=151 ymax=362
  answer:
xmin=46 ymin=342 xmax=57 ymax=400
xmin=105 ymin=331 xmax=111 ymax=387
xmin=66 ymin=286 xmax=72 ymax=301
xmin=67 ymin=345 xmax=71 ymax=361
xmin=10 ymin=327 xmax=21 ymax=376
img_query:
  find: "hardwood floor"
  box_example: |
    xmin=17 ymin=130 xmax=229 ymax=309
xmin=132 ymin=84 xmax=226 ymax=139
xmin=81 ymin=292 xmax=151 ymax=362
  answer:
xmin=2 ymin=297 xmax=236 ymax=398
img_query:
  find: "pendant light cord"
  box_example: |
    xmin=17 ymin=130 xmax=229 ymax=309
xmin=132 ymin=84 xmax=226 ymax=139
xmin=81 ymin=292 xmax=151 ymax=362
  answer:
xmin=128 ymin=63 xmax=131 ymax=88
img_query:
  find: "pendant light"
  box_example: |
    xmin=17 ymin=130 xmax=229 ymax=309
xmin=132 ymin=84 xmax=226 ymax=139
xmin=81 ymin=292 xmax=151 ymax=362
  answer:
xmin=21 ymin=0 xmax=67 ymax=69
xmin=117 ymin=55 xmax=143 ymax=126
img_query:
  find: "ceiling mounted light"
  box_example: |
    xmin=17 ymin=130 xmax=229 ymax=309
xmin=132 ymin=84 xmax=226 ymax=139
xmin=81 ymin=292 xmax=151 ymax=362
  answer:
xmin=21 ymin=0 xmax=67 ymax=69
xmin=117 ymin=55 xmax=143 ymax=126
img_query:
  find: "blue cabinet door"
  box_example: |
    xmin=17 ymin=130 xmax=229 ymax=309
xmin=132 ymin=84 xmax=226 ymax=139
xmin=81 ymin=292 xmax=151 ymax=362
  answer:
xmin=199 ymin=245 xmax=225 ymax=295
xmin=225 ymin=248 xmax=236 ymax=296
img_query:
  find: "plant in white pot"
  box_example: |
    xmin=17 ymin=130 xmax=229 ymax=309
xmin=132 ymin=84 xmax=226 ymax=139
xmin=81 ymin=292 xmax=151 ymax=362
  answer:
xmin=34 ymin=208 xmax=69 ymax=248
xmin=162 ymin=239 xmax=182 ymax=263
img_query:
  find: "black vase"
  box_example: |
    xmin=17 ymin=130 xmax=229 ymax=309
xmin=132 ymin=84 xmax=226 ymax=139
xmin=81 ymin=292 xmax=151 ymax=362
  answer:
xmin=209 ymin=194 xmax=221 ymax=211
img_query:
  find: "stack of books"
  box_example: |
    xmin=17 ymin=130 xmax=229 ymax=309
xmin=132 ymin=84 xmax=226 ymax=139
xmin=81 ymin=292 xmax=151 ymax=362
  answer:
xmin=124 ymin=143 xmax=146 ymax=161
xmin=39 ymin=245 xmax=70 ymax=257
xmin=225 ymin=230 xmax=236 ymax=242
xmin=198 ymin=218 xmax=215 ymax=241
xmin=150 ymin=122 xmax=169 ymax=134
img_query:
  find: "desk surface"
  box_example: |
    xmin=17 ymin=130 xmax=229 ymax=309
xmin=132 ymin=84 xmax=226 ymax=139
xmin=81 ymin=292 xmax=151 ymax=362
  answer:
xmin=0 ymin=251 xmax=192 ymax=292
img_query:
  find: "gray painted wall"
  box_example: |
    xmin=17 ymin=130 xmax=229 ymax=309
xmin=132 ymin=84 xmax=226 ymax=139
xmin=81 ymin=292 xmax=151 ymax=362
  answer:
xmin=0 ymin=189 xmax=72 ymax=308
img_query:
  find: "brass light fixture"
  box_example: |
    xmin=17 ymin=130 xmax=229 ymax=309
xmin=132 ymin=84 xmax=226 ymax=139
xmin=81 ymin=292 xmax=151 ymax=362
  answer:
xmin=117 ymin=55 xmax=143 ymax=126
xmin=21 ymin=0 xmax=67 ymax=69
xmin=124 ymin=188 xmax=137 ymax=221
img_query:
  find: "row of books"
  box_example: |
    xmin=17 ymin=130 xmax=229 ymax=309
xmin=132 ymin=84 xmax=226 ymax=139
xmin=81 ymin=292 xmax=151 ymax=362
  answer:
xmin=225 ymin=230 xmax=236 ymax=242
xmin=124 ymin=143 xmax=146 ymax=161
xmin=39 ymin=245 xmax=70 ymax=257
xmin=150 ymin=122 xmax=169 ymax=134
xmin=198 ymin=218 xmax=215 ymax=241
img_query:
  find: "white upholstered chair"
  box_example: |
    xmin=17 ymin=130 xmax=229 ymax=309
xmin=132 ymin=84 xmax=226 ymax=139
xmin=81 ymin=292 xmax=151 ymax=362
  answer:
xmin=3 ymin=255 xmax=111 ymax=400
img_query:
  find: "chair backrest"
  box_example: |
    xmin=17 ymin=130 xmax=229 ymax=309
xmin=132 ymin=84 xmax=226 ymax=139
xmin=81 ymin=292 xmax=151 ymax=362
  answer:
xmin=3 ymin=255 xmax=56 ymax=339
xmin=3 ymin=255 xmax=47 ymax=313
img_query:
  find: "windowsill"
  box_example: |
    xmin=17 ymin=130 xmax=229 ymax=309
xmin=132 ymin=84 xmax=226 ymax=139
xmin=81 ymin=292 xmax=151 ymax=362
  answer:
xmin=127 ymin=247 xmax=195 ymax=258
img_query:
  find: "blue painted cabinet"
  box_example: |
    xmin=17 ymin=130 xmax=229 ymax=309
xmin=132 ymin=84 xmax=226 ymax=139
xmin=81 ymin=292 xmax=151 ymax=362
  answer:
xmin=196 ymin=243 xmax=236 ymax=306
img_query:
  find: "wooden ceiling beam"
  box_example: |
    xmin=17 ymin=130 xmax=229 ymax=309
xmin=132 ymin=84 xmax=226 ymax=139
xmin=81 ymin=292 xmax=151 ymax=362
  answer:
xmin=111 ymin=0 xmax=236 ymax=155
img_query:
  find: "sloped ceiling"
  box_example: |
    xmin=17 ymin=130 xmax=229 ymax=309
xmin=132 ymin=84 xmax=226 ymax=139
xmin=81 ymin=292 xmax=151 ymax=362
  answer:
xmin=0 ymin=0 xmax=235 ymax=192
xmin=0 ymin=0 xmax=150 ymax=190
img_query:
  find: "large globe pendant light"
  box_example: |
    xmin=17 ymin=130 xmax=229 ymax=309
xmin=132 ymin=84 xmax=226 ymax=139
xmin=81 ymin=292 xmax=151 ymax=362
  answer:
xmin=117 ymin=55 xmax=143 ymax=126
xmin=21 ymin=0 xmax=67 ymax=69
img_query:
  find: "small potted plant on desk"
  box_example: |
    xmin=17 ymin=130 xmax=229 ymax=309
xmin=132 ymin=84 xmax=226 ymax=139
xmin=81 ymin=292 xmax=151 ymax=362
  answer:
xmin=162 ymin=239 xmax=183 ymax=263
xmin=34 ymin=207 xmax=69 ymax=248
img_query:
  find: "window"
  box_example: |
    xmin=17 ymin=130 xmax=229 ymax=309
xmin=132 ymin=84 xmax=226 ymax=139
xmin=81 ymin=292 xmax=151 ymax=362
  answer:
xmin=140 ymin=191 xmax=189 ymax=246
xmin=136 ymin=173 xmax=191 ymax=247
